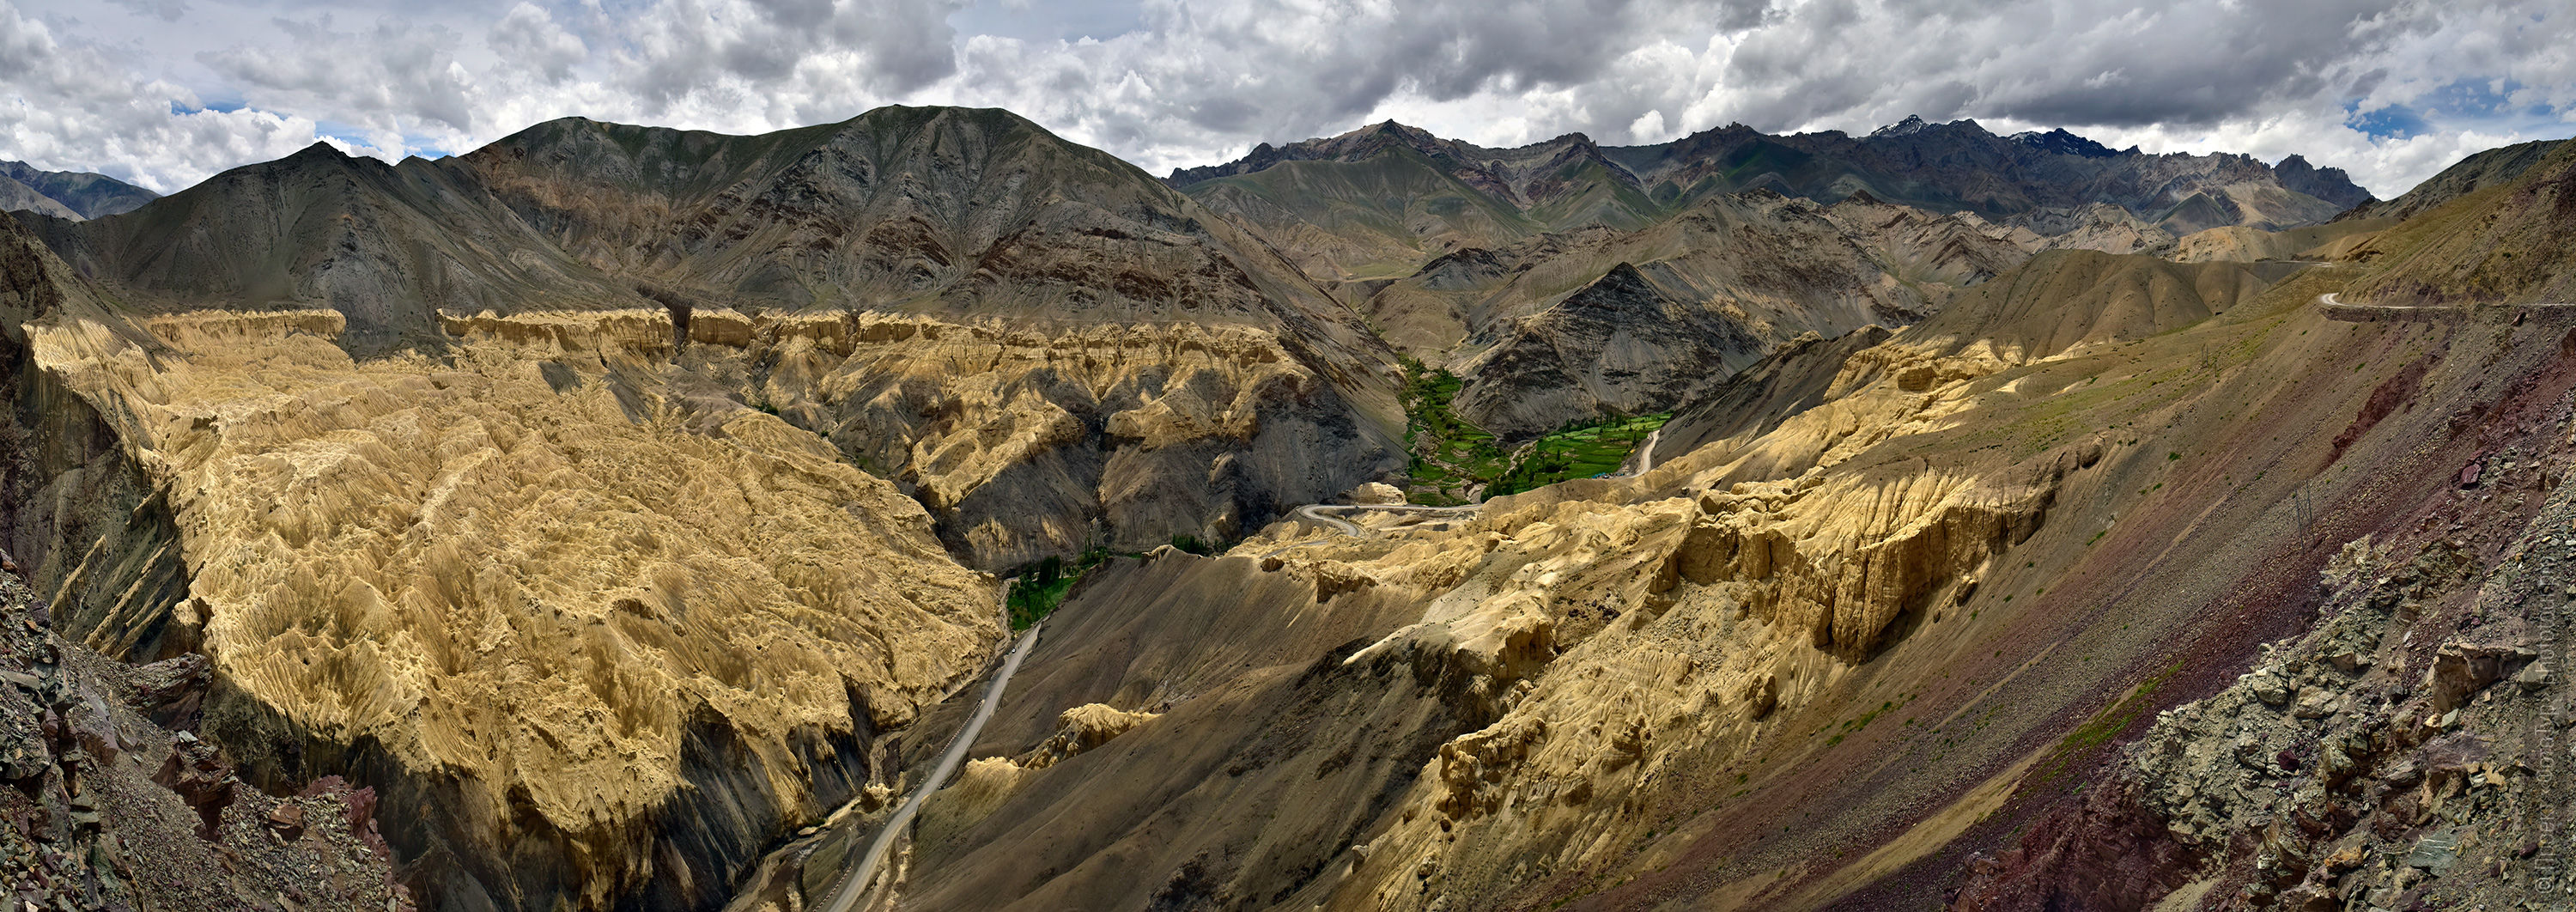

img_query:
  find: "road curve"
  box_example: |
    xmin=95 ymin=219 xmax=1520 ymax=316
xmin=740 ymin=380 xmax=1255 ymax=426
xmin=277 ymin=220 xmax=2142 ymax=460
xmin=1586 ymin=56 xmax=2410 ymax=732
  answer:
xmin=820 ymin=622 xmax=1044 ymax=912
xmin=1621 ymin=426 xmax=1663 ymax=476
xmin=1261 ymin=502 xmax=1485 ymax=558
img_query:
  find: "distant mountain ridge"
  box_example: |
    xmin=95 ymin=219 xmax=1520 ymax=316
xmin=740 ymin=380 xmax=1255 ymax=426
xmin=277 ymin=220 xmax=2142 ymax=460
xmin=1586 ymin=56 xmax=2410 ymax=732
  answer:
xmin=1170 ymin=116 xmax=2370 ymax=283
xmin=21 ymin=106 xmax=1378 ymax=354
xmin=0 ymin=161 xmax=158 ymax=220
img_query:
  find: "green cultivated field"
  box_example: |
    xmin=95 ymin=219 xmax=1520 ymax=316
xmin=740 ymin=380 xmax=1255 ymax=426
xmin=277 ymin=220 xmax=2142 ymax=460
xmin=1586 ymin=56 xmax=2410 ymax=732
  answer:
xmin=1400 ymin=357 xmax=1669 ymax=502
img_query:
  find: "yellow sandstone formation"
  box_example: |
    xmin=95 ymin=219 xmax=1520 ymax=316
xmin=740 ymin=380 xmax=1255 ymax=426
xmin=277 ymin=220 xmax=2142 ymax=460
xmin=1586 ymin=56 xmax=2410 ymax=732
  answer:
xmin=28 ymin=306 xmax=1002 ymax=908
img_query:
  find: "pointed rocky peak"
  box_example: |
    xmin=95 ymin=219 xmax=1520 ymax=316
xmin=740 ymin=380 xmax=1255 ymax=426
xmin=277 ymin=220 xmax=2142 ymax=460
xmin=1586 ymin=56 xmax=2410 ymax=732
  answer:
xmin=1870 ymin=115 xmax=1932 ymax=138
xmin=289 ymin=141 xmax=352 ymax=161
xmin=1168 ymin=119 xmax=1467 ymax=185
xmin=1838 ymin=188 xmax=1886 ymax=206
xmin=1366 ymin=119 xmax=1421 ymax=137
xmin=1555 ymin=261 xmax=1669 ymax=316
xmin=2272 ymin=153 xmax=2372 ymax=208
xmin=1544 ymin=131 xmax=1601 ymax=150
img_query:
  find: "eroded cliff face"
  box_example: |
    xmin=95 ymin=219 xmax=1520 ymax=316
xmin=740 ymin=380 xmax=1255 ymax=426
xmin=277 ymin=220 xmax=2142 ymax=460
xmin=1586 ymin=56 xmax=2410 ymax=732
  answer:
xmin=25 ymin=303 xmax=1004 ymax=911
xmin=726 ymin=311 xmax=1396 ymax=568
xmin=863 ymin=159 xmax=2576 ymax=908
xmin=425 ymin=305 xmax=1395 ymax=570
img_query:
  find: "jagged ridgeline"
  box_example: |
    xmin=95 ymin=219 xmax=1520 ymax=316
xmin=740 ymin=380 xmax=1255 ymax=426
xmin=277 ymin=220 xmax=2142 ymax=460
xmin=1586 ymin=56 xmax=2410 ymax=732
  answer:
xmin=0 ymin=106 xmax=1408 ymax=912
xmin=21 ymin=94 xmax=2562 ymax=912
xmin=19 ymin=105 xmax=1406 ymax=569
xmin=1170 ymin=115 xmax=2364 ymax=445
xmin=1170 ymin=116 xmax=2369 ymax=287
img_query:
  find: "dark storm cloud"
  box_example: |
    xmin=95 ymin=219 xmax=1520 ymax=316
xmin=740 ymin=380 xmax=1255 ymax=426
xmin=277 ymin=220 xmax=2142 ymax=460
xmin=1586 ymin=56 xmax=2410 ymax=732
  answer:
xmin=1716 ymin=0 xmax=2402 ymax=132
xmin=611 ymin=0 xmax=966 ymax=111
xmin=2 ymin=0 xmax=2570 ymax=198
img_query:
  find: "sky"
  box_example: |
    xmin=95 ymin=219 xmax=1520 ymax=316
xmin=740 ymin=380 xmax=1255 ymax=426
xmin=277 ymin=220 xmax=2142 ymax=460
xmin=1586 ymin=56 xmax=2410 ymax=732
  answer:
xmin=2 ymin=0 xmax=2570 ymax=199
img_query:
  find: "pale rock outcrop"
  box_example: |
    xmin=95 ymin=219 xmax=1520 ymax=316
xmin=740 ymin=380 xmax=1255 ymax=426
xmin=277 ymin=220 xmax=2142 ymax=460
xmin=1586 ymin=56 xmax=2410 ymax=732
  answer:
xmin=1347 ymin=482 xmax=1406 ymax=505
xmin=1017 ymin=702 xmax=1160 ymax=771
xmin=28 ymin=307 xmax=1003 ymax=911
xmin=744 ymin=313 xmax=1393 ymax=568
xmin=1671 ymin=455 xmax=2071 ymax=655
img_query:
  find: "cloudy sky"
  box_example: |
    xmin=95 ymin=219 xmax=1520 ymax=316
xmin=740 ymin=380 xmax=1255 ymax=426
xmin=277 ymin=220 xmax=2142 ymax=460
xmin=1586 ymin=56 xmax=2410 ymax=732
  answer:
xmin=3 ymin=0 xmax=2569 ymax=198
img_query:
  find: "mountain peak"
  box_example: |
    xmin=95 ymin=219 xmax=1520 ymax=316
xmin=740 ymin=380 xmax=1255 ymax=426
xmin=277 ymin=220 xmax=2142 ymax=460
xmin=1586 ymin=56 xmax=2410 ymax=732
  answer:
xmin=1870 ymin=115 xmax=1932 ymax=138
xmin=2012 ymin=128 xmax=2119 ymax=158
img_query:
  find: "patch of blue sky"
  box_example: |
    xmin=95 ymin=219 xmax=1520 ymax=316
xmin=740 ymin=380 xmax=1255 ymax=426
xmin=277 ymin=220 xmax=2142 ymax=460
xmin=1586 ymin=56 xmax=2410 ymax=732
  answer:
xmin=166 ymin=100 xmax=248 ymax=116
xmin=2348 ymin=78 xmax=2568 ymax=140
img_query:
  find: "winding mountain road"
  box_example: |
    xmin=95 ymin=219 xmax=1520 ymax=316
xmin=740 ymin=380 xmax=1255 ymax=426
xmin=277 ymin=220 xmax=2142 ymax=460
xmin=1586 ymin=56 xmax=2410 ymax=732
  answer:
xmin=2316 ymin=291 xmax=2465 ymax=322
xmin=819 ymin=622 xmax=1045 ymax=912
xmin=1259 ymin=502 xmax=1485 ymax=557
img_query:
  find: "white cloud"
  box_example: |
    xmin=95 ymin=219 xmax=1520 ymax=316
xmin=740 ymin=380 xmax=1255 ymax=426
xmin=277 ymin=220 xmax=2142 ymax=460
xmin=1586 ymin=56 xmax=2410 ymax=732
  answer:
xmin=0 ymin=0 xmax=2570 ymax=198
xmin=0 ymin=2 xmax=328 ymax=192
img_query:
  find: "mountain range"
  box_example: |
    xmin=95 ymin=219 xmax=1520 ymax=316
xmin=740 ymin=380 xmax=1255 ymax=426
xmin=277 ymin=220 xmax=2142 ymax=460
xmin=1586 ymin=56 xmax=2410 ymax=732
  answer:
xmin=0 ymin=160 xmax=157 ymax=220
xmin=1170 ymin=116 xmax=2367 ymax=284
xmin=8 ymin=104 xmax=2575 ymax=912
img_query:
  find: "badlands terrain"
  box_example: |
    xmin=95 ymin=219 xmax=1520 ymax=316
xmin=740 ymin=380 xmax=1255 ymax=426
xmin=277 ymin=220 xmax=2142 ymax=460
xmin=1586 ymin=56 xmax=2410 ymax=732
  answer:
xmin=2 ymin=104 xmax=2573 ymax=912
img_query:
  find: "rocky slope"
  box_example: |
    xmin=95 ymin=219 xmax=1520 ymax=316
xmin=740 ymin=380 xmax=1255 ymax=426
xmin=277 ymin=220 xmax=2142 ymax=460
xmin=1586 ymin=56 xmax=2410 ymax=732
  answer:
xmin=0 ymin=563 xmax=411 ymax=911
xmin=0 ymin=161 xmax=158 ymax=220
xmin=1946 ymin=132 xmax=2576 ymax=912
xmin=16 ymin=106 xmax=1404 ymax=569
xmin=1171 ymin=122 xmax=1662 ymax=283
xmin=799 ymin=138 xmax=2576 ymax=912
xmin=1370 ymin=189 xmax=2033 ymax=437
xmin=2 ymin=211 xmax=1010 ymax=910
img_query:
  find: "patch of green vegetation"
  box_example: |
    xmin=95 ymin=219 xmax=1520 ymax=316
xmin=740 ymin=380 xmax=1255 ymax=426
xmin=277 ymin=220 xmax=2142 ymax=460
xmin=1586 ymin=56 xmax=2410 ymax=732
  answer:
xmin=1395 ymin=357 xmax=1674 ymax=501
xmin=1399 ymin=357 xmax=1514 ymax=505
xmin=1486 ymin=411 xmax=1672 ymax=497
xmin=1005 ymin=546 xmax=1112 ymax=629
xmin=2037 ymin=661 xmax=2183 ymax=784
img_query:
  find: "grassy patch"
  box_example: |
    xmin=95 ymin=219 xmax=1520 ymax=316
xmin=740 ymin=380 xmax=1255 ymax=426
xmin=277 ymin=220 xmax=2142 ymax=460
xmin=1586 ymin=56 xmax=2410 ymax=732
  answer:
xmin=1487 ymin=412 xmax=1671 ymax=497
xmin=1399 ymin=357 xmax=1514 ymax=504
xmin=1005 ymin=546 xmax=1112 ymax=629
xmin=2036 ymin=661 xmax=2183 ymax=784
xmin=1397 ymin=356 xmax=1672 ymax=501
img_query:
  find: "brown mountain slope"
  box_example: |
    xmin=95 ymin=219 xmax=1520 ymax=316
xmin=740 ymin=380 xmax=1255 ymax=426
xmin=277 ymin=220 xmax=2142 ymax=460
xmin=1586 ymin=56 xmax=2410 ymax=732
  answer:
xmin=1369 ymin=189 xmax=2032 ymax=437
xmin=18 ymin=106 xmax=1406 ymax=569
xmin=2339 ymin=137 xmax=2565 ymax=222
xmin=1906 ymin=249 xmax=2299 ymax=361
xmin=2342 ymin=139 xmax=2576 ymax=307
xmin=0 ymin=160 xmax=158 ymax=219
xmin=1947 ymin=131 xmax=2576 ymax=912
xmin=796 ymin=148 xmax=2576 ymax=909
xmin=9 ymin=206 xmax=1006 ymax=911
